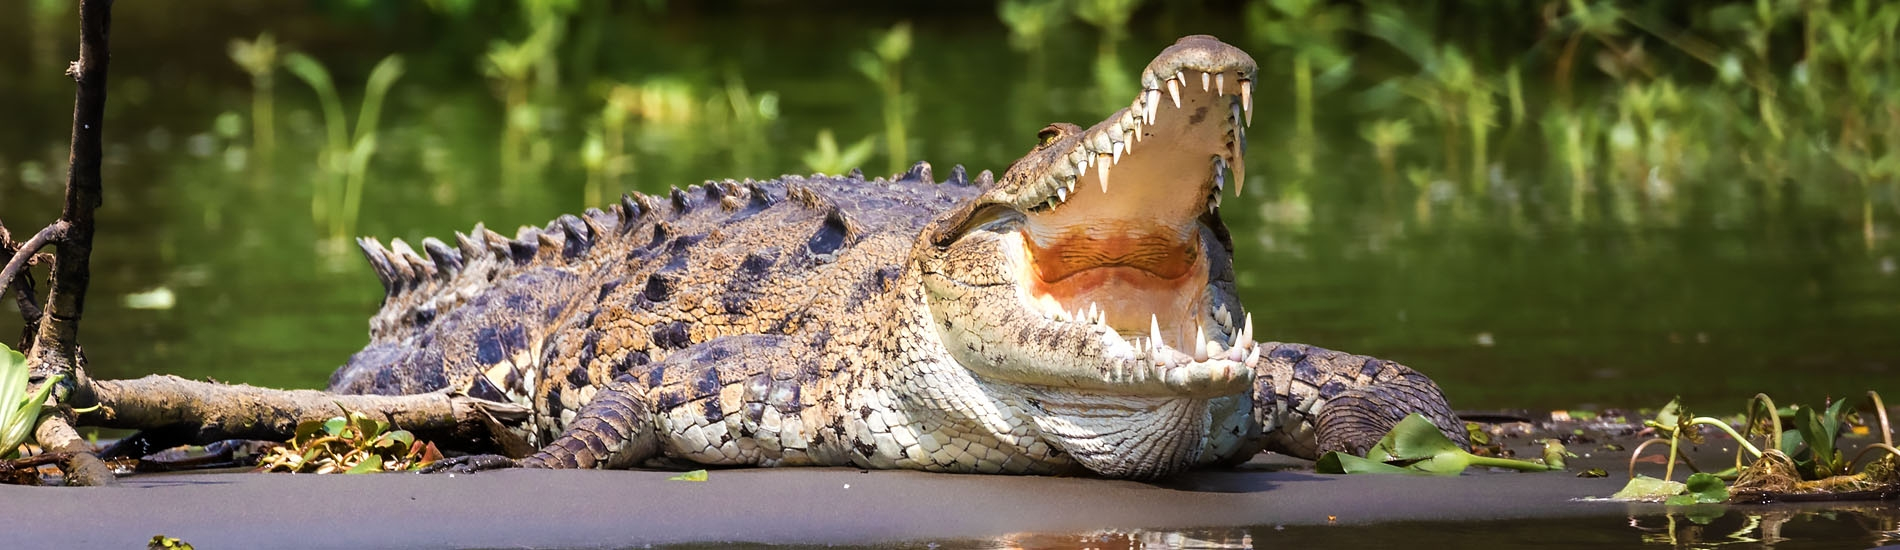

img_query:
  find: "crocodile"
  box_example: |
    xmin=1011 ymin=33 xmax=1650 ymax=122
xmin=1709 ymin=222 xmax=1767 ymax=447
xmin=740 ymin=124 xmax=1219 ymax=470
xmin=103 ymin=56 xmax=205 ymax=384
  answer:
xmin=330 ymin=35 xmax=1468 ymax=479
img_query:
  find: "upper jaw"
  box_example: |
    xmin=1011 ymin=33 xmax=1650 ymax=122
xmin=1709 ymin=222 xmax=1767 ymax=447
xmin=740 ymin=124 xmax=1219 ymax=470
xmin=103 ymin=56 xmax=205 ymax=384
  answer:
xmin=1007 ymin=35 xmax=1256 ymax=214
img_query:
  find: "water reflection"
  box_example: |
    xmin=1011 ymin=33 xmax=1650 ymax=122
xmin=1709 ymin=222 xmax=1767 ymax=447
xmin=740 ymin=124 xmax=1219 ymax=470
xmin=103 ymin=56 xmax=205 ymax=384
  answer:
xmin=952 ymin=506 xmax=1900 ymax=549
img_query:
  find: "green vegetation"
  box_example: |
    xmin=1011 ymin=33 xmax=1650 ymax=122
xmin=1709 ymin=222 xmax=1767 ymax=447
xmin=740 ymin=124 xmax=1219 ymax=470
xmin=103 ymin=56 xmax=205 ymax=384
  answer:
xmin=1 ymin=345 xmax=59 ymax=459
xmin=1612 ymin=393 xmax=1898 ymax=503
xmin=280 ymin=52 xmax=405 ymax=243
xmin=853 ymin=22 xmax=915 ymax=175
xmin=801 ymin=129 xmax=876 ymax=176
xmin=1316 ymin=413 xmax=1561 ymax=474
xmin=227 ymin=33 xmax=278 ymax=162
xmin=255 ymin=406 xmax=442 ymax=474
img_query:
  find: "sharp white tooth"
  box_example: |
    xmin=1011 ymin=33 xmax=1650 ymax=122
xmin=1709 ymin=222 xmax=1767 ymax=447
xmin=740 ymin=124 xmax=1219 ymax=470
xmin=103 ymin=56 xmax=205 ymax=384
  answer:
xmin=1112 ymin=141 xmax=1124 ymax=164
xmin=1232 ymin=151 xmax=1246 ymax=198
xmin=1213 ymin=156 xmax=1226 ymax=192
xmin=1201 ymin=71 xmax=1210 ymax=91
xmin=1245 ymin=345 xmax=1261 ymax=366
xmin=1087 ymin=302 xmax=1098 ymax=322
xmin=1065 ymin=178 xmax=1077 ymax=195
xmin=1144 ymin=90 xmax=1160 ymax=122
xmin=1055 ymin=186 xmax=1067 ymax=203
xmin=1166 ymin=78 xmax=1182 ymax=109
xmin=1175 ymin=71 xmax=1186 ymax=88
xmin=1150 ymin=314 xmax=1165 ymax=352
xmin=1217 ymin=72 xmax=1225 ymax=95
xmin=1194 ymin=324 xmax=1207 ymax=360
xmin=1075 ymin=158 xmax=1089 ymax=179
xmin=1243 ymin=313 xmax=1254 ymax=344
xmin=1124 ymin=129 xmax=1138 ymax=151
xmin=1096 ymin=153 xmax=1112 ymax=193
xmin=1241 ymin=80 xmax=1254 ymax=126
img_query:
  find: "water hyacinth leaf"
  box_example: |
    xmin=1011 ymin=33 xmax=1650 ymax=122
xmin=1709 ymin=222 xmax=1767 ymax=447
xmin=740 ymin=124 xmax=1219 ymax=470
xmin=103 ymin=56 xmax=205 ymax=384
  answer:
xmin=323 ymin=417 xmax=348 ymax=437
xmin=347 ymin=454 xmax=384 ymax=474
xmin=1316 ymin=451 xmax=1418 ymax=475
xmin=1365 ymin=413 xmax=1471 ymax=474
xmin=379 ymin=430 xmax=415 ymax=452
xmin=1649 ymin=397 xmax=1684 ymax=431
xmin=351 ymin=412 xmax=386 ymax=444
xmin=1681 ymin=472 xmax=1729 ymax=504
xmin=293 ymin=418 xmax=326 ymax=446
xmin=668 ymin=469 xmax=709 ymax=482
xmin=1542 ymin=440 xmax=1572 ymax=470
xmin=1 ymin=346 xmax=40 ymax=458
xmin=1610 ymin=475 xmax=1686 ymax=501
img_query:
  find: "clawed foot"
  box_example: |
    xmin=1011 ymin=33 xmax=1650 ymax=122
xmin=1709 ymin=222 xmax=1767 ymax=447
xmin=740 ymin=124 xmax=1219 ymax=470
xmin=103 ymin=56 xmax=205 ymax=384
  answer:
xmin=417 ymin=454 xmax=519 ymax=474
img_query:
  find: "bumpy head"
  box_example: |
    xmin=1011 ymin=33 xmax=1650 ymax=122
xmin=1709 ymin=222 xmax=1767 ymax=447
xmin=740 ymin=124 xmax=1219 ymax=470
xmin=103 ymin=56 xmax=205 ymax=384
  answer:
xmin=917 ymin=36 xmax=1258 ymax=475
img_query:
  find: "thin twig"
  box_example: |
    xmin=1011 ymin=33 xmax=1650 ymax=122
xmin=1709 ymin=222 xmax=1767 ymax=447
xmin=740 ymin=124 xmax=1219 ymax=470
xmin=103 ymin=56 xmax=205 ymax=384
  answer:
xmin=0 ymin=222 xmax=64 ymax=312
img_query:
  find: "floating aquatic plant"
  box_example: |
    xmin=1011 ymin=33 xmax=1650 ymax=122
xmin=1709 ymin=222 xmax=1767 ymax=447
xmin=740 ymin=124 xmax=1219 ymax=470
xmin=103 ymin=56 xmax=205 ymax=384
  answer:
xmin=1613 ymin=392 xmax=1899 ymax=503
xmin=256 ymin=406 xmax=440 ymax=474
xmin=1316 ymin=413 xmax=1561 ymax=475
xmin=1 ymin=345 xmax=61 ymax=460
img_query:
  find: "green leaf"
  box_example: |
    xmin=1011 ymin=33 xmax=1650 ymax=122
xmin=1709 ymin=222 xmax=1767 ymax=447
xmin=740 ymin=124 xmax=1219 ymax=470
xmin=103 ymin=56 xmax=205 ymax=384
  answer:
xmin=291 ymin=418 xmax=326 ymax=446
xmin=351 ymin=412 xmax=386 ymax=443
xmin=1315 ymin=451 xmax=1419 ymax=474
xmin=1578 ymin=468 xmax=1609 ymax=478
xmin=1681 ymin=472 xmax=1729 ymax=504
xmin=668 ymin=469 xmax=709 ymax=482
xmin=1365 ymin=413 xmax=1471 ymax=474
xmin=1541 ymin=440 xmax=1573 ymax=471
xmin=1649 ymin=397 xmax=1684 ymax=432
xmin=1610 ymin=475 xmax=1686 ymax=501
xmin=1 ymin=346 xmax=34 ymax=458
xmin=322 ymin=417 xmax=348 ymax=437
xmin=346 ymin=454 xmax=385 ymax=474
xmin=1794 ymin=406 xmax=1837 ymax=478
xmin=379 ymin=430 xmax=415 ymax=451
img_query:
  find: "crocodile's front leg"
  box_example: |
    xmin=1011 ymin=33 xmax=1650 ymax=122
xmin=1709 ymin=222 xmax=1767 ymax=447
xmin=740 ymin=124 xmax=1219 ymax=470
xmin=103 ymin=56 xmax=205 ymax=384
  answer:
xmin=1245 ymin=342 xmax=1467 ymax=460
xmin=424 ymin=334 xmax=811 ymax=473
xmin=421 ymin=373 xmax=660 ymax=473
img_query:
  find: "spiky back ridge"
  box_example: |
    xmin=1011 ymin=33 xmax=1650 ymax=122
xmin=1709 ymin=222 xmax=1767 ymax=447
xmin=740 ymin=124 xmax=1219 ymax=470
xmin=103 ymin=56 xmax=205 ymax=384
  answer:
xmin=339 ymin=163 xmax=989 ymax=398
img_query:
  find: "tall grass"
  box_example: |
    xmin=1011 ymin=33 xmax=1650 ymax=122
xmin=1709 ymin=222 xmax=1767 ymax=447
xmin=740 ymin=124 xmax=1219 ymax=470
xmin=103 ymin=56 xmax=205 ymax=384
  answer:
xmin=282 ymin=53 xmax=405 ymax=243
xmin=854 ymin=22 xmax=915 ymax=175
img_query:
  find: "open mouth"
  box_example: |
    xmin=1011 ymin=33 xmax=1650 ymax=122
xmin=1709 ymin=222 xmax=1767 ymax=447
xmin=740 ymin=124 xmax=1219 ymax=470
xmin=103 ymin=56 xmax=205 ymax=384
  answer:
xmin=1009 ymin=37 xmax=1255 ymax=368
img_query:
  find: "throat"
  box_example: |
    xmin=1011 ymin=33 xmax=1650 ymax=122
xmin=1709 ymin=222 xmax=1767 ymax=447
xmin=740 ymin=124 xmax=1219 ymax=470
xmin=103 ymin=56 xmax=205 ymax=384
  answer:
xmin=1027 ymin=391 xmax=1210 ymax=479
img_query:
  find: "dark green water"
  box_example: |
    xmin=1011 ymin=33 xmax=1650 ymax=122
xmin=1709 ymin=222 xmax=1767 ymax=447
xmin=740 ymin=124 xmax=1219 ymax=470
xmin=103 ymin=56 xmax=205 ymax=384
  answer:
xmin=1 ymin=3 xmax=1896 ymax=416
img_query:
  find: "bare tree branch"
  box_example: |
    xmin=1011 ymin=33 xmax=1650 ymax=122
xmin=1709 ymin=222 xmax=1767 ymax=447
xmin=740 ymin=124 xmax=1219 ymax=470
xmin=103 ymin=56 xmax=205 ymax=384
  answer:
xmin=79 ymin=375 xmax=527 ymax=447
xmin=0 ymin=222 xmax=64 ymax=307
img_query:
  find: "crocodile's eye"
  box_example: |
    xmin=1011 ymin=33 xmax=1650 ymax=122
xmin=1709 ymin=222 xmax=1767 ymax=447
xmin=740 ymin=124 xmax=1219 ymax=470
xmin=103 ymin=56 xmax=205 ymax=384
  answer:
xmin=1036 ymin=127 xmax=1062 ymax=147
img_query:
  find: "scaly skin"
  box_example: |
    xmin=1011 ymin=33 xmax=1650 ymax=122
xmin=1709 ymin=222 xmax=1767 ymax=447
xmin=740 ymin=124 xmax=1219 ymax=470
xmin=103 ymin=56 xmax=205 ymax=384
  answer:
xmin=333 ymin=36 xmax=1467 ymax=479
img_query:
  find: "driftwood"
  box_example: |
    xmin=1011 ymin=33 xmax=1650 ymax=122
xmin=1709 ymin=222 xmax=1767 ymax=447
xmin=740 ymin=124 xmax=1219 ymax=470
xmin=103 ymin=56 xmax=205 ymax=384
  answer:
xmin=77 ymin=376 xmax=527 ymax=449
